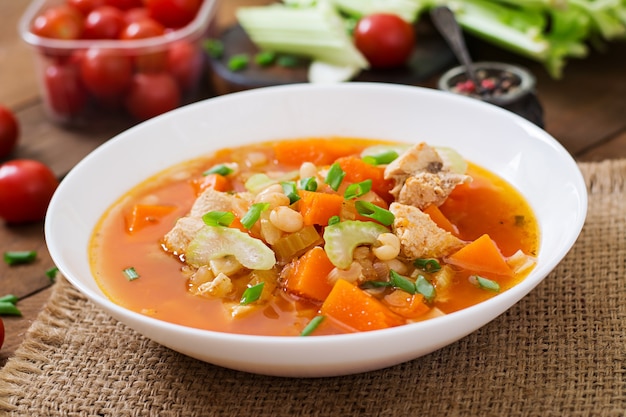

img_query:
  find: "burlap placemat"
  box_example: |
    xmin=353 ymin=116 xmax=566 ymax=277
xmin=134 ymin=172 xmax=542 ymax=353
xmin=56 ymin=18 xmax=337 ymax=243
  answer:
xmin=1 ymin=160 xmax=624 ymax=417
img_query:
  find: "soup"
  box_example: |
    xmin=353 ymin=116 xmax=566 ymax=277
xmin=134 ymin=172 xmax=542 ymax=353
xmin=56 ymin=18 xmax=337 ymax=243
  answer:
xmin=89 ymin=137 xmax=539 ymax=336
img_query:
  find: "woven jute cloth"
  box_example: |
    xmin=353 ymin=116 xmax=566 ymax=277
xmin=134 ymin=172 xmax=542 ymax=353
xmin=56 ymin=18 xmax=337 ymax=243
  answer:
xmin=1 ymin=160 xmax=624 ymax=417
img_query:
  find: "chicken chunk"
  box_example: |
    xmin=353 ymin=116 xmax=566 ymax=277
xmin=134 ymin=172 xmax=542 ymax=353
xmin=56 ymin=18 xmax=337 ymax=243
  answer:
xmin=390 ymin=202 xmax=465 ymax=259
xmin=162 ymin=188 xmax=251 ymax=255
xmin=384 ymin=142 xmax=469 ymax=209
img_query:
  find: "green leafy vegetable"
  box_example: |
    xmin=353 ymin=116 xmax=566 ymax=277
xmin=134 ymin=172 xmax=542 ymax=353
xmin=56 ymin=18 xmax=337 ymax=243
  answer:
xmin=4 ymin=251 xmax=37 ymax=265
xmin=301 ymin=315 xmax=325 ymax=336
xmin=355 ymin=201 xmax=395 ymax=226
xmin=240 ymin=282 xmax=265 ymax=305
xmin=202 ymin=211 xmax=235 ymax=227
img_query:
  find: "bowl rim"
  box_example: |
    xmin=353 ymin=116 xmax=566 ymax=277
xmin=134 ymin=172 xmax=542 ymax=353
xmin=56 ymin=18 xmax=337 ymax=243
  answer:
xmin=19 ymin=0 xmax=217 ymax=51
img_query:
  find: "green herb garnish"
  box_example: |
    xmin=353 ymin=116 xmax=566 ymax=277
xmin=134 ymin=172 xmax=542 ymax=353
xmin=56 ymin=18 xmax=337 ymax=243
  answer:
xmin=299 ymin=176 xmax=318 ymax=192
xmin=470 ymin=275 xmax=501 ymax=292
xmin=300 ymin=315 xmax=325 ymax=336
xmin=390 ymin=270 xmax=417 ymax=294
xmin=203 ymin=164 xmax=233 ymax=176
xmin=241 ymin=203 xmax=270 ymax=230
xmin=362 ymin=150 xmax=399 ymax=166
xmin=240 ymin=282 xmax=265 ymax=305
xmin=413 ymin=258 xmax=442 ymax=273
xmin=4 ymin=251 xmax=37 ymax=265
xmin=281 ymin=181 xmax=301 ymax=204
xmin=344 ymin=179 xmax=372 ymax=200
xmin=202 ymin=211 xmax=235 ymax=227
xmin=327 ymin=215 xmax=341 ymax=226
xmin=122 ymin=267 xmax=140 ymax=281
xmin=354 ymin=201 xmax=395 ymax=226
xmin=325 ymin=163 xmax=345 ymax=191
xmin=45 ymin=266 xmax=59 ymax=282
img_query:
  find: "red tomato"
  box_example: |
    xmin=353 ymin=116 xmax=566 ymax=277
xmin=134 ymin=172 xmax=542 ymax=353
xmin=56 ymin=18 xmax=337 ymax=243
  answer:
xmin=124 ymin=72 xmax=181 ymax=120
xmin=0 ymin=106 xmax=19 ymax=159
xmin=119 ymin=17 xmax=165 ymax=40
xmin=67 ymin=0 xmax=106 ymax=15
xmin=44 ymin=62 xmax=89 ymax=117
xmin=167 ymin=40 xmax=202 ymax=91
xmin=353 ymin=13 xmax=415 ymax=69
xmin=30 ymin=5 xmax=85 ymax=40
xmin=80 ymin=48 xmax=133 ymax=99
xmin=123 ymin=7 xmax=150 ymax=24
xmin=103 ymin=0 xmax=143 ymax=10
xmin=83 ymin=6 xmax=126 ymax=39
xmin=0 ymin=160 xmax=59 ymax=224
xmin=145 ymin=0 xmax=201 ymax=29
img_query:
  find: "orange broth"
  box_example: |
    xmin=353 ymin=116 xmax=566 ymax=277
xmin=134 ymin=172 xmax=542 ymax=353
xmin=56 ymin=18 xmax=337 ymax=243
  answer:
xmin=89 ymin=137 xmax=539 ymax=336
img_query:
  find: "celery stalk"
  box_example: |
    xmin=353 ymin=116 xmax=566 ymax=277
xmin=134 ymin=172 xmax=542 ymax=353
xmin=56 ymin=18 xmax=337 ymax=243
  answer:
xmin=331 ymin=0 xmax=429 ymax=22
xmin=236 ymin=1 xmax=369 ymax=69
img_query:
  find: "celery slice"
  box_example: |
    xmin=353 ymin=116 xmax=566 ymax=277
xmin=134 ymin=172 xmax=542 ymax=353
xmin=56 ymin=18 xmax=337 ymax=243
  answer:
xmin=186 ymin=226 xmax=276 ymax=270
xmin=272 ymin=225 xmax=323 ymax=262
xmin=236 ymin=2 xmax=369 ymax=69
xmin=323 ymin=220 xmax=390 ymax=269
xmin=434 ymin=146 xmax=468 ymax=174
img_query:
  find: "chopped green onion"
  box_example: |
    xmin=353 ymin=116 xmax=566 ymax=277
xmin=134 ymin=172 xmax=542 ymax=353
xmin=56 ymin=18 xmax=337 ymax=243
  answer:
xmin=389 ymin=270 xmax=416 ymax=294
xmin=360 ymin=280 xmax=393 ymax=290
xmin=255 ymin=51 xmax=275 ymax=66
xmin=202 ymin=211 xmax=235 ymax=227
xmin=281 ymin=181 xmax=301 ymax=204
xmin=325 ymin=163 xmax=345 ymax=191
xmin=0 ymin=294 xmax=18 ymax=304
xmin=362 ymin=150 xmax=399 ymax=166
xmin=328 ymin=215 xmax=341 ymax=226
xmin=0 ymin=302 xmax=21 ymax=316
xmin=300 ymin=176 xmax=318 ymax=191
xmin=470 ymin=275 xmax=501 ymax=292
xmin=228 ymin=54 xmax=249 ymax=71
xmin=4 ymin=251 xmax=37 ymax=265
xmin=415 ymin=275 xmax=436 ymax=302
xmin=414 ymin=258 xmax=442 ymax=273
xmin=46 ymin=266 xmax=59 ymax=282
xmin=241 ymin=203 xmax=270 ymax=229
xmin=123 ymin=267 xmax=140 ymax=281
xmin=344 ymin=179 xmax=372 ymax=199
xmin=355 ymin=201 xmax=395 ymax=226
xmin=203 ymin=39 xmax=224 ymax=58
xmin=300 ymin=315 xmax=325 ymax=336
xmin=240 ymin=282 xmax=265 ymax=305
xmin=203 ymin=164 xmax=233 ymax=176
xmin=276 ymin=54 xmax=300 ymax=68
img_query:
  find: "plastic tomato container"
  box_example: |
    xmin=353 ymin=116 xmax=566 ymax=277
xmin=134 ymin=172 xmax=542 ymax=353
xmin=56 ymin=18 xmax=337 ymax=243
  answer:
xmin=19 ymin=0 xmax=217 ymax=125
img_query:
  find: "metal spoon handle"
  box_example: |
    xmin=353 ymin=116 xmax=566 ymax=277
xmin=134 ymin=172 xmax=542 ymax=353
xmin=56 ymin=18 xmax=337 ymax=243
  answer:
xmin=430 ymin=6 xmax=482 ymax=90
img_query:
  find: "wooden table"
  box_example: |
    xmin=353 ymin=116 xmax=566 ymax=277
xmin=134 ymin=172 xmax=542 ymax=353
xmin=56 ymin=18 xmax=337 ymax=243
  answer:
xmin=1 ymin=0 xmax=625 ymax=368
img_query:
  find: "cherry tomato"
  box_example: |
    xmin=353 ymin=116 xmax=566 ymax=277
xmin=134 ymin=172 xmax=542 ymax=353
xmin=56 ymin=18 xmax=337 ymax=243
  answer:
xmin=103 ymin=0 xmax=143 ymax=10
xmin=80 ymin=48 xmax=133 ymax=99
xmin=67 ymin=0 xmax=106 ymax=15
xmin=353 ymin=13 xmax=415 ymax=69
xmin=119 ymin=17 xmax=165 ymax=40
xmin=167 ymin=40 xmax=203 ymax=91
xmin=31 ymin=5 xmax=85 ymax=40
xmin=0 ymin=160 xmax=59 ymax=224
xmin=44 ymin=62 xmax=89 ymax=117
xmin=0 ymin=106 xmax=19 ymax=159
xmin=145 ymin=0 xmax=202 ymax=29
xmin=124 ymin=72 xmax=181 ymax=120
xmin=83 ymin=6 xmax=126 ymax=39
xmin=123 ymin=7 xmax=150 ymax=24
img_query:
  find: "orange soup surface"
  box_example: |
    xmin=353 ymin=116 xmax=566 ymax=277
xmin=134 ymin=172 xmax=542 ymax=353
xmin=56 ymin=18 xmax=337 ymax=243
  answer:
xmin=89 ymin=138 xmax=539 ymax=336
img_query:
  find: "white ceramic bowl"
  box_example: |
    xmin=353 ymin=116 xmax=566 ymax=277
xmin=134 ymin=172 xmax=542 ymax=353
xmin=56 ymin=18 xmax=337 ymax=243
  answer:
xmin=45 ymin=83 xmax=587 ymax=377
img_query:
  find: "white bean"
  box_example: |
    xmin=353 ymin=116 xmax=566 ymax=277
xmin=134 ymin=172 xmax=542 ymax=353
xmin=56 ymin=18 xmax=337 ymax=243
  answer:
xmin=299 ymin=162 xmax=318 ymax=180
xmin=269 ymin=206 xmax=304 ymax=233
xmin=372 ymin=233 xmax=401 ymax=261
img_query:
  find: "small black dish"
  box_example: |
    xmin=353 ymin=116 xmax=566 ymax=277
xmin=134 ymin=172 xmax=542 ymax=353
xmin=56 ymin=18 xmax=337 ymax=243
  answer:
xmin=438 ymin=61 xmax=544 ymax=128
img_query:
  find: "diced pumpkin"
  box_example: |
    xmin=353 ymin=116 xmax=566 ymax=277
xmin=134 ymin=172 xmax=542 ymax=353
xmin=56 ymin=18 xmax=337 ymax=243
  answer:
xmin=446 ymin=234 xmax=513 ymax=277
xmin=320 ymin=279 xmax=403 ymax=332
xmin=125 ymin=204 xmax=176 ymax=233
xmin=423 ymin=204 xmax=458 ymax=235
xmin=273 ymin=138 xmax=363 ymax=166
xmin=298 ymin=190 xmax=344 ymax=226
xmin=189 ymin=173 xmax=231 ymax=195
xmin=284 ymin=246 xmax=335 ymax=302
xmin=335 ymin=156 xmax=394 ymax=202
